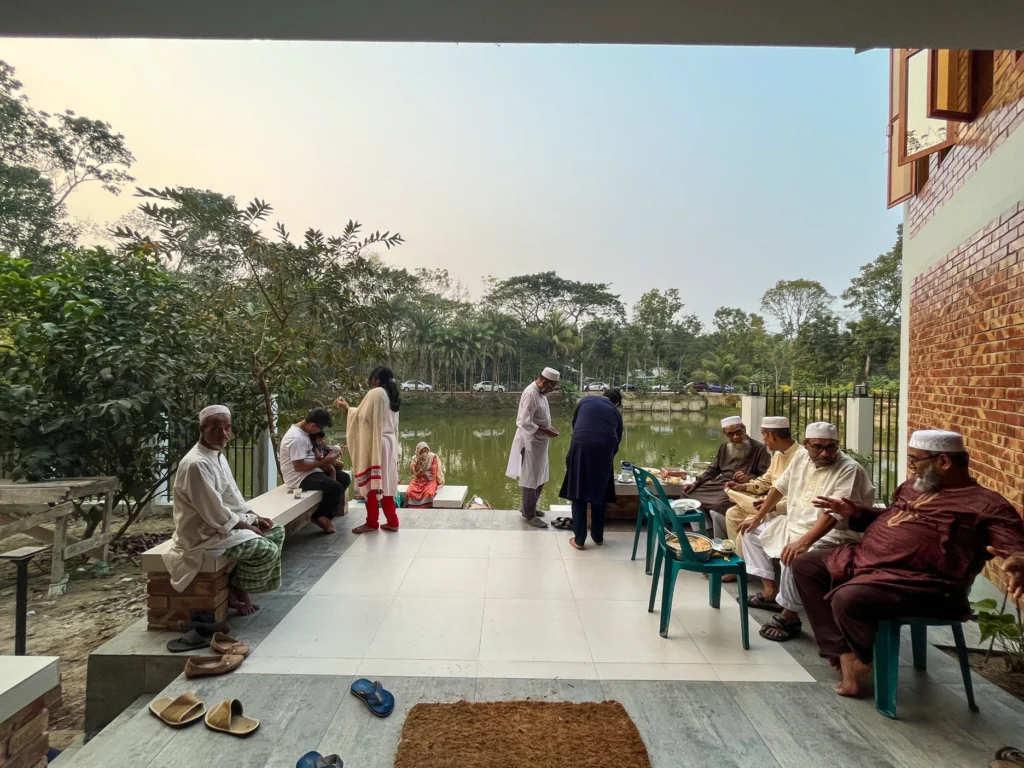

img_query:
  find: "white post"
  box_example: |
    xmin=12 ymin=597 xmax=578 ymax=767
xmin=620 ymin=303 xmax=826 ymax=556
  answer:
xmin=155 ymin=426 xmax=170 ymax=504
xmin=846 ymin=395 xmax=875 ymax=458
xmin=255 ymin=396 xmax=279 ymax=495
xmin=741 ymin=393 xmax=767 ymax=432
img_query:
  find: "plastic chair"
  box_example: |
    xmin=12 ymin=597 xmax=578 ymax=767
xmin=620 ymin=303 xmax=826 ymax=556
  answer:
xmin=630 ymin=466 xmax=706 ymax=575
xmin=873 ymin=618 xmax=978 ymax=719
xmin=647 ymin=495 xmax=749 ymax=648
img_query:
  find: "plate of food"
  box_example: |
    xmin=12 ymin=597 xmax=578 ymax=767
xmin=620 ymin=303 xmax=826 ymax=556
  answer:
xmin=670 ymin=498 xmax=701 ymax=512
xmin=711 ymin=538 xmax=736 ymax=554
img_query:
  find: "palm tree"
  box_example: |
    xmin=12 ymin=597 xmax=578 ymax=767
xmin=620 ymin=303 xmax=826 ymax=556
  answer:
xmin=484 ymin=312 xmax=518 ymax=387
xmin=692 ymin=352 xmax=752 ymax=387
xmin=538 ymin=310 xmax=581 ymax=360
xmin=405 ymin=308 xmax=440 ymax=383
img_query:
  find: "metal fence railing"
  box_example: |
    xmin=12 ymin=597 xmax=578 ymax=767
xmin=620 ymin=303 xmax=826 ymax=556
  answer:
xmin=765 ymin=389 xmax=900 ymax=505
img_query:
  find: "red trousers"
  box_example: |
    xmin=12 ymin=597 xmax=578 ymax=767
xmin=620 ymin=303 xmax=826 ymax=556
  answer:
xmin=364 ymin=491 xmax=399 ymax=530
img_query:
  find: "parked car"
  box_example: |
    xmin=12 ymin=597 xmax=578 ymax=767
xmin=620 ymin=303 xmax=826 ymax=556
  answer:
xmin=585 ymin=381 xmax=610 ymax=391
xmin=474 ymin=381 xmax=506 ymax=392
xmin=620 ymin=382 xmax=638 ymax=392
xmin=400 ymin=380 xmax=433 ymax=392
xmin=651 ymin=383 xmax=673 ymax=392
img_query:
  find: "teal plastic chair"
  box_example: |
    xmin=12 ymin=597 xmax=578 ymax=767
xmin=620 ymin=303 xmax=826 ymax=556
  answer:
xmin=647 ymin=495 xmax=749 ymax=648
xmin=873 ymin=618 xmax=977 ymax=719
xmin=630 ymin=466 xmax=706 ymax=575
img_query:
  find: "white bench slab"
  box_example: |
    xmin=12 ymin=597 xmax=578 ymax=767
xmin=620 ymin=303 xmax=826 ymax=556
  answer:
xmin=397 ymin=484 xmax=468 ymax=509
xmin=141 ymin=485 xmax=322 ymax=573
xmin=0 ymin=656 xmax=60 ymax=723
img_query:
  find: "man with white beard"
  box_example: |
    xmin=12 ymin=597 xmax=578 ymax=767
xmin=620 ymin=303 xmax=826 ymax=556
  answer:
xmin=680 ymin=416 xmax=771 ymax=538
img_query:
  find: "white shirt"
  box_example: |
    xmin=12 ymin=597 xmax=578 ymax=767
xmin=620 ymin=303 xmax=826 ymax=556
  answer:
xmin=505 ymin=382 xmax=553 ymax=489
xmin=163 ymin=443 xmax=260 ymax=591
xmin=279 ymin=424 xmax=321 ymax=489
xmin=757 ymin=449 xmax=875 ymax=558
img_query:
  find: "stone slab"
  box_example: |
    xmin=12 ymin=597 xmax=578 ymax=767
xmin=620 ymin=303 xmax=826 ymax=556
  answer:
xmin=0 ymin=656 xmax=60 ymax=723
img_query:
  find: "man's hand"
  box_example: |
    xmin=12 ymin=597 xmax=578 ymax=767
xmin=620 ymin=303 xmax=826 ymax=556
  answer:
xmin=733 ymin=471 xmax=749 ymax=484
xmin=683 ymin=482 xmax=696 ymax=493
xmin=256 ymin=516 xmax=273 ymax=532
xmin=737 ymin=515 xmax=762 ymax=536
xmin=333 ymin=396 xmax=350 ymax=411
xmin=234 ymin=520 xmax=264 ymax=536
xmin=781 ymin=540 xmax=810 ymax=567
xmin=724 ymin=481 xmax=747 ymax=491
xmin=812 ymin=496 xmax=858 ymax=518
xmin=987 ymin=546 xmax=1024 ymax=601
xmin=540 ymin=427 xmax=559 ymax=438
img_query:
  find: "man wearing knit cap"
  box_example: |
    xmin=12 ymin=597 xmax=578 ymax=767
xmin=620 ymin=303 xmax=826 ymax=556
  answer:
xmin=165 ymin=405 xmax=285 ymax=616
xmin=738 ymin=421 xmax=874 ymax=643
xmin=797 ymin=429 xmax=1024 ymax=699
xmin=724 ymin=416 xmax=800 ymax=556
xmin=506 ymin=367 xmax=561 ymax=527
xmin=680 ymin=415 xmax=771 ymax=538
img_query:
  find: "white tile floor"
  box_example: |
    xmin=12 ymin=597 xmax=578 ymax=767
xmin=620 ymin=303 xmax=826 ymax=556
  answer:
xmin=242 ymin=527 xmax=815 ymax=682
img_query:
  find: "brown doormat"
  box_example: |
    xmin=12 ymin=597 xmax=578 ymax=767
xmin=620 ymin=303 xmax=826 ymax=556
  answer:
xmin=393 ymin=700 xmax=651 ymax=768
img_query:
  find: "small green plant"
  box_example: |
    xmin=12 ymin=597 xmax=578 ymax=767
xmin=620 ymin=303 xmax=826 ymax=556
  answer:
xmin=971 ymin=597 xmax=1024 ymax=673
xmin=660 ymin=448 xmax=679 ymax=467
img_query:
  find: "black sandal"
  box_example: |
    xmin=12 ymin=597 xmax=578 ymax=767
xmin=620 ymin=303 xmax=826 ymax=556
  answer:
xmin=552 ymin=517 xmax=573 ymax=530
xmin=759 ymin=615 xmax=802 ymax=642
xmin=747 ymin=592 xmax=782 ymax=612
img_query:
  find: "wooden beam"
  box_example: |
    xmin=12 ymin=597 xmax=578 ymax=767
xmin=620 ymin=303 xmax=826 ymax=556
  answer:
xmin=64 ymin=532 xmax=114 ymax=559
xmin=0 ymin=502 xmax=74 ymax=539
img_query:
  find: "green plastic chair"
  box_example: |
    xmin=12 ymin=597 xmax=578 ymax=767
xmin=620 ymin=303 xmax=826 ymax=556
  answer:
xmin=630 ymin=466 xmax=706 ymax=575
xmin=647 ymin=495 xmax=749 ymax=648
xmin=873 ymin=618 xmax=978 ymax=719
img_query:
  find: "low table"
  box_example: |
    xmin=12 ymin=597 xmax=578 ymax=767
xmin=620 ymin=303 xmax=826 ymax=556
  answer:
xmin=606 ymin=478 xmax=689 ymax=520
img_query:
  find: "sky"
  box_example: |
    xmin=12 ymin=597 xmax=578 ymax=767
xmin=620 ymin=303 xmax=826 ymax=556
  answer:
xmin=1 ymin=39 xmax=900 ymax=326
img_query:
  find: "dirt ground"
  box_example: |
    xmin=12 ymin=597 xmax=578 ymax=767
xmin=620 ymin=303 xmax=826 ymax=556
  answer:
xmin=0 ymin=511 xmax=175 ymax=749
xmin=942 ymin=647 xmax=1024 ymax=703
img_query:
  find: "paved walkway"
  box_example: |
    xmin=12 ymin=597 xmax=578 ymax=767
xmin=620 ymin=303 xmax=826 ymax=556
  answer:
xmin=58 ymin=509 xmax=1024 ymax=767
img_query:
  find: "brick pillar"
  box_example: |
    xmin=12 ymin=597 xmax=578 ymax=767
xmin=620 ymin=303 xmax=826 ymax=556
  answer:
xmin=0 ymin=686 xmax=60 ymax=768
xmin=147 ymin=569 xmax=230 ymax=630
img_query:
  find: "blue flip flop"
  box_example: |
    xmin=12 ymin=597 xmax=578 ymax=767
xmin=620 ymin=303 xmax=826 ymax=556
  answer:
xmin=349 ymin=679 xmax=395 ymax=718
xmin=296 ymin=751 xmax=343 ymax=768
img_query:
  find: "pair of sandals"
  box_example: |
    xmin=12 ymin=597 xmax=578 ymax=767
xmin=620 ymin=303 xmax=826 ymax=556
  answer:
xmin=183 ymin=633 xmax=251 ymax=678
xmin=149 ymin=693 xmax=259 ymax=737
xmin=746 ymin=593 xmax=802 ymax=642
xmin=552 ymin=517 xmax=572 ymax=530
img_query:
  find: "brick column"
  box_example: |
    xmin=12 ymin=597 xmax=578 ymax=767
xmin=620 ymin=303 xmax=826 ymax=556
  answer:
xmin=0 ymin=686 xmax=60 ymax=768
xmin=147 ymin=568 xmax=230 ymax=630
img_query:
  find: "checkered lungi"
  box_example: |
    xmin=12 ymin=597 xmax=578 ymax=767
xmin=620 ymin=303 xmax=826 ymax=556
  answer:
xmin=226 ymin=524 xmax=285 ymax=593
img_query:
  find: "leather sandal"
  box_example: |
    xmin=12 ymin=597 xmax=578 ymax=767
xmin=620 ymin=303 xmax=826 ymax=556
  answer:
xmin=210 ymin=632 xmax=250 ymax=657
xmin=184 ymin=654 xmax=245 ymax=679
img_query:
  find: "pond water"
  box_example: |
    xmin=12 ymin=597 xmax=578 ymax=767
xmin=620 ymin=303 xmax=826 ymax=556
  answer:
xmin=329 ymin=410 xmax=728 ymax=510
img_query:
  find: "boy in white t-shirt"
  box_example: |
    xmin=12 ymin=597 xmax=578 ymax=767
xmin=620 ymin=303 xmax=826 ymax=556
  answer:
xmin=279 ymin=407 xmax=350 ymax=534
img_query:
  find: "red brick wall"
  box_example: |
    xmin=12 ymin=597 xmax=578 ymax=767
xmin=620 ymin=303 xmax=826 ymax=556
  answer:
xmin=908 ymin=199 xmax=1024 ymax=516
xmin=908 ymin=52 xmax=1024 ymax=237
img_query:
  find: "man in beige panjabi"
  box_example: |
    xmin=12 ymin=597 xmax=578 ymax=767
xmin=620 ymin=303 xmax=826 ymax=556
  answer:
xmin=723 ymin=416 xmax=799 ymax=556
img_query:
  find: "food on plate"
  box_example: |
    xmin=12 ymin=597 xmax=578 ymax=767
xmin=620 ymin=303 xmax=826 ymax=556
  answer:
xmin=686 ymin=535 xmax=713 ymax=552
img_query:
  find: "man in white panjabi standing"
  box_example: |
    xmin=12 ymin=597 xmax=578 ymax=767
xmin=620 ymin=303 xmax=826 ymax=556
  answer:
xmin=506 ymin=367 xmax=560 ymax=528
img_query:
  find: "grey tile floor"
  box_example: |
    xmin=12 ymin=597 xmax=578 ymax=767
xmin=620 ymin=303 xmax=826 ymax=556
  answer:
xmin=56 ymin=510 xmax=1024 ymax=768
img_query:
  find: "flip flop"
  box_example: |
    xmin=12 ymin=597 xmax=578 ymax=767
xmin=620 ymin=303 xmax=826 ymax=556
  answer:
xmin=211 ymin=632 xmax=250 ymax=657
xmin=205 ymin=699 xmax=259 ymax=737
xmin=166 ymin=629 xmax=212 ymax=654
xmin=184 ymin=654 xmax=245 ymax=679
xmin=297 ymin=752 xmax=344 ymax=768
xmin=177 ymin=619 xmax=231 ymax=636
xmin=350 ymin=679 xmax=395 ymax=718
xmin=148 ymin=692 xmax=206 ymax=727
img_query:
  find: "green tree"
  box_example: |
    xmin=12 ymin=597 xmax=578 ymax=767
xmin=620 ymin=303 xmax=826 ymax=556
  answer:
xmin=537 ymin=310 xmax=581 ymax=359
xmin=485 ymin=272 xmax=623 ymax=326
xmin=760 ymin=279 xmax=834 ymax=340
xmin=692 ymin=352 xmax=752 ymax=388
xmin=631 ymin=288 xmax=683 ymax=375
xmin=842 ymin=225 xmax=902 ymax=326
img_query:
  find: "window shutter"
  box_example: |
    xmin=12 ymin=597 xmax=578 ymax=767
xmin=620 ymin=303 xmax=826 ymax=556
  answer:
xmin=887 ymin=49 xmax=916 ymax=209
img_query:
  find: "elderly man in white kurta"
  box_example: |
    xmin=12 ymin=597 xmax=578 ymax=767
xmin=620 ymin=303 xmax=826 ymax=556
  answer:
xmin=506 ymin=367 xmax=560 ymax=528
xmin=737 ymin=421 xmax=874 ymax=642
xmin=164 ymin=405 xmax=284 ymax=616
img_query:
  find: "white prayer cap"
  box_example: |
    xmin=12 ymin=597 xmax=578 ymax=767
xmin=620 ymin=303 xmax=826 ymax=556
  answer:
xmin=541 ymin=367 xmax=561 ymax=382
xmin=805 ymin=422 xmax=839 ymax=440
xmin=909 ymin=429 xmax=966 ymax=453
xmin=721 ymin=416 xmax=743 ymax=428
xmin=199 ymin=404 xmax=231 ymax=424
xmin=761 ymin=416 xmax=790 ymax=429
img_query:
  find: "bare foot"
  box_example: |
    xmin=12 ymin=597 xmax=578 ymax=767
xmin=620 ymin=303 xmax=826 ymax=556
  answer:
xmin=314 ymin=517 xmax=336 ymax=534
xmin=381 ymin=525 xmax=399 ymax=532
xmin=229 ymin=584 xmax=260 ymax=616
xmin=835 ymin=652 xmax=871 ymax=697
xmin=352 ymin=524 xmax=377 ymax=535
xmin=569 ymin=536 xmax=585 ymax=551
xmin=721 ymin=574 xmax=737 ymax=583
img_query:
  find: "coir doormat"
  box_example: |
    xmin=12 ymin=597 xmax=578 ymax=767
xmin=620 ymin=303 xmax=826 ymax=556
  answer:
xmin=393 ymin=700 xmax=651 ymax=768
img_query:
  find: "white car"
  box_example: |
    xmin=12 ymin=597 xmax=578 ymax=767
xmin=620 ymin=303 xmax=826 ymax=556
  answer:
xmin=651 ymin=384 xmax=673 ymax=392
xmin=400 ymin=380 xmax=433 ymax=392
xmin=585 ymin=382 xmax=610 ymax=391
xmin=474 ymin=381 xmax=506 ymax=392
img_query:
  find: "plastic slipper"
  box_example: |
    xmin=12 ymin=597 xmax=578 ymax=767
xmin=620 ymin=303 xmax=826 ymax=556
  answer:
xmin=349 ymin=679 xmax=395 ymax=718
xmin=297 ymin=751 xmax=344 ymax=768
xmin=205 ymin=699 xmax=259 ymax=737
xmin=551 ymin=518 xmax=572 ymax=530
xmin=148 ymin=692 xmax=206 ymax=727
xmin=211 ymin=632 xmax=250 ymax=657
xmin=184 ymin=654 xmax=245 ymax=679
xmin=177 ymin=619 xmax=231 ymax=636
xmin=166 ymin=629 xmax=212 ymax=654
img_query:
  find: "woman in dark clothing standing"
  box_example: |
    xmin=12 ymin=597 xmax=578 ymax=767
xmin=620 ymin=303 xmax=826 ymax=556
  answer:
xmin=558 ymin=389 xmax=624 ymax=550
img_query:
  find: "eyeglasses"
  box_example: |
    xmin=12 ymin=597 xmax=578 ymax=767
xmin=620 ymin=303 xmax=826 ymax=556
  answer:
xmin=804 ymin=442 xmax=839 ymax=454
xmin=906 ymin=455 xmax=934 ymax=468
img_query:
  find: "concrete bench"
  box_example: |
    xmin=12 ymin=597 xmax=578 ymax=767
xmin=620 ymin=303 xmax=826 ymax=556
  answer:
xmin=0 ymin=656 xmax=61 ymax=768
xmin=141 ymin=485 xmax=324 ymax=630
xmin=397 ymin=484 xmax=468 ymax=509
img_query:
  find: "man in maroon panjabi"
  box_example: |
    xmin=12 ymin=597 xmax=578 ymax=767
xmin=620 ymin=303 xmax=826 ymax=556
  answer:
xmin=794 ymin=429 xmax=1024 ymax=698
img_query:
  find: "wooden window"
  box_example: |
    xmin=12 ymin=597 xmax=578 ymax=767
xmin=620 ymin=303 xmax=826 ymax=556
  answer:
xmin=887 ymin=49 xmax=917 ymax=208
xmin=928 ymin=49 xmax=974 ymax=122
xmin=1015 ymin=50 xmax=1024 ymax=74
xmin=899 ymin=49 xmax=955 ymax=165
xmin=973 ymin=50 xmax=995 ymax=113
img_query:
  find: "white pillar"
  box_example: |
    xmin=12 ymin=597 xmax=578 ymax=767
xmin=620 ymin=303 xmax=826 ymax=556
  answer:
xmin=741 ymin=394 xmax=767 ymax=432
xmin=846 ymin=396 xmax=875 ymax=458
xmin=255 ymin=396 xmax=279 ymax=495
